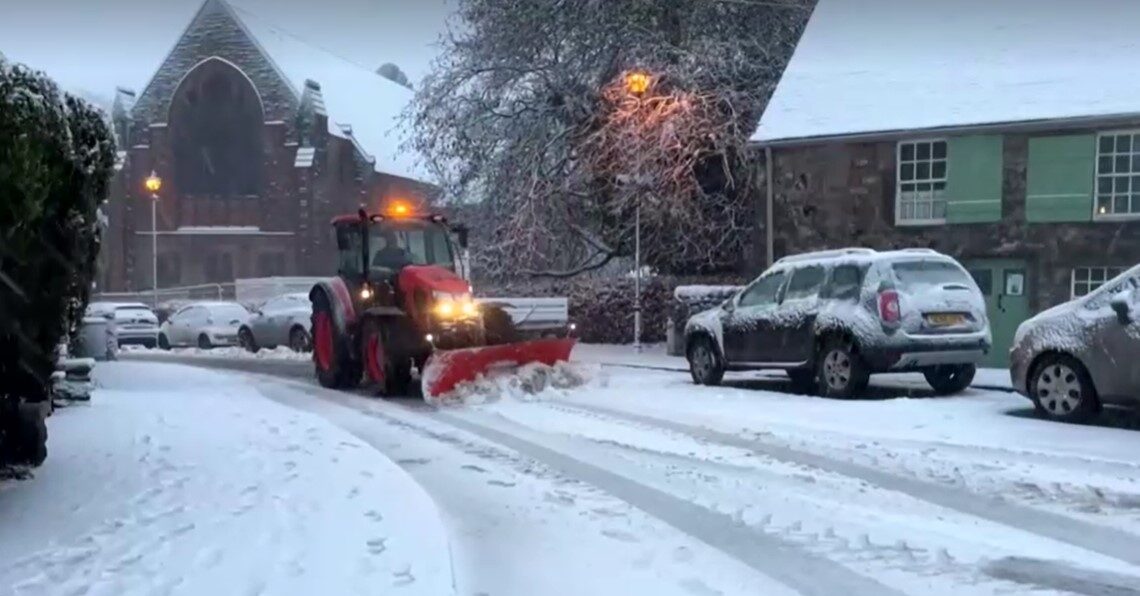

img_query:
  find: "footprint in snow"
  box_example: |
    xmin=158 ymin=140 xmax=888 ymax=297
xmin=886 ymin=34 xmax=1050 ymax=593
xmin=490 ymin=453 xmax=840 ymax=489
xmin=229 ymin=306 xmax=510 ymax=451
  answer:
xmin=367 ymin=538 xmax=387 ymax=555
xmin=365 ymin=509 xmax=383 ymax=522
xmin=396 ymin=458 xmax=431 ymax=466
xmin=461 ymin=464 xmax=487 ymax=473
xmin=600 ymin=529 xmax=639 ymax=543
xmin=487 ymin=480 xmax=515 ymax=487
xmin=672 ymin=546 xmax=694 ymax=562
xmin=392 ymin=567 xmax=414 ymax=586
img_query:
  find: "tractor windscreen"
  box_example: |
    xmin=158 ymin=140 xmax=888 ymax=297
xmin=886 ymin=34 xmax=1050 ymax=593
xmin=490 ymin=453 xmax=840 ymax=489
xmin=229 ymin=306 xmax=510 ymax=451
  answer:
xmin=368 ymin=219 xmax=455 ymax=271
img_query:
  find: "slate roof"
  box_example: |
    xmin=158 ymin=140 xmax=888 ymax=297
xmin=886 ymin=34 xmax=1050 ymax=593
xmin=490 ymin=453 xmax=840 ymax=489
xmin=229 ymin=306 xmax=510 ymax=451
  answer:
xmin=753 ymin=0 xmax=1140 ymax=144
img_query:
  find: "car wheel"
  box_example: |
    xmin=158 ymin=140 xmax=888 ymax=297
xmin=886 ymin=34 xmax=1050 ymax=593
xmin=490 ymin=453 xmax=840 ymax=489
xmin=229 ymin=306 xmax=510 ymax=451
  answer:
xmin=157 ymin=334 xmax=170 ymax=351
xmin=289 ymin=326 xmax=311 ymax=353
xmin=1029 ymin=354 xmax=1099 ymax=422
xmin=816 ymin=338 xmax=869 ymax=398
xmin=924 ymin=364 xmax=976 ymax=395
xmin=786 ymin=368 xmax=816 ymax=393
xmin=197 ymin=334 xmax=212 ymax=350
xmin=687 ymin=336 xmax=724 ymax=386
xmin=238 ymin=327 xmax=259 ymax=353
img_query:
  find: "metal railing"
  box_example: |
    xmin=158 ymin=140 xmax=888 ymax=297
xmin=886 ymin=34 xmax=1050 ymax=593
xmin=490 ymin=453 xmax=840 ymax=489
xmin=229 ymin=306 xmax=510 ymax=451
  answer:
xmin=92 ymin=283 xmax=235 ymax=306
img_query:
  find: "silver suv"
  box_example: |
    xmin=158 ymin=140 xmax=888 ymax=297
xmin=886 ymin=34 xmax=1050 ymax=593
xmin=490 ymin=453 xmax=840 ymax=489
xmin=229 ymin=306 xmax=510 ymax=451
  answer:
xmin=685 ymin=248 xmax=992 ymax=397
xmin=1010 ymin=264 xmax=1140 ymax=422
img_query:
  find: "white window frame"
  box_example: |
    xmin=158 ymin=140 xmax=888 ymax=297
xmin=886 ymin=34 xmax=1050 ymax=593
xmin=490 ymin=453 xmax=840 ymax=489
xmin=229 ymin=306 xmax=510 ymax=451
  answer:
xmin=1093 ymin=130 xmax=1140 ymax=221
xmin=1070 ymin=266 xmax=1125 ymax=299
xmin=895 ymin=138 xmax=949 ymax=226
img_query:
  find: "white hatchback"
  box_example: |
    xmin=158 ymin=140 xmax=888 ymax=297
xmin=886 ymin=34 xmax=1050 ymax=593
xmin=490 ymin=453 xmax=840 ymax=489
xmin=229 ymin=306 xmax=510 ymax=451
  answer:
xmin=159 ymin=302 xmax=251 ymax=350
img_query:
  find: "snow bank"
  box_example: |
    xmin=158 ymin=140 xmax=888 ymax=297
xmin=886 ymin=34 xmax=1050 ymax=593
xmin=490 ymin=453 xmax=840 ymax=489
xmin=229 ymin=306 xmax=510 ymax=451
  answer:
xmin=0 ymin=362 xmax=455 ymax=596
xmin=428 ymin=361 xmax=598 ymax=407
xmin=673 ymin=285 xmax=741 ymax=301
xmin=124 ymin=345 xmax=312 ymax=361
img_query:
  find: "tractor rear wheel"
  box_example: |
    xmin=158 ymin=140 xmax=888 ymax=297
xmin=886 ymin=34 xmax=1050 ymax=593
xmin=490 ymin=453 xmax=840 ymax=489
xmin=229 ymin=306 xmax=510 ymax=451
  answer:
xmin=362 ymin=318 xmax=412 ymax=397
xmin=312 ymin=295 xmax=359 ymax=389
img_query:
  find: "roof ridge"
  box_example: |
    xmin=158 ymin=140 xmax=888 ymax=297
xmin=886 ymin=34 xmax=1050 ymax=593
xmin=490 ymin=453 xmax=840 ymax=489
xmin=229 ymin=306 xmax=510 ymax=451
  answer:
xmin=227 ymin=2 xmax=396 ymax=85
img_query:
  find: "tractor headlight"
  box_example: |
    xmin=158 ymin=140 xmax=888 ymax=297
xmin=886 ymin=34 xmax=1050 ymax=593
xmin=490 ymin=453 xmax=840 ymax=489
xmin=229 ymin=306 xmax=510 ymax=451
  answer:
xmin=433 ymin=292 xmax=478 ymax=320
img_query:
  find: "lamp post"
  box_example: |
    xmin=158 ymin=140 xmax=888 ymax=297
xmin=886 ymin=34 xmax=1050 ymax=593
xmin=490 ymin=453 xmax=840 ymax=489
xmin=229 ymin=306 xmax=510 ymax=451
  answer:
xmin=144 ymin=171 xmax=162 ymax=308
xmin=624 ymin=70 xmax=650 ymax=352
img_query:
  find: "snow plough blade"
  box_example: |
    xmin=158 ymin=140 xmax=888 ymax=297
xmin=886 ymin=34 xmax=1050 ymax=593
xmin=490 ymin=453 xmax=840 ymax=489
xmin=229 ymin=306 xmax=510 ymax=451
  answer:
xmin=421 ymin=338 xmax=577 ymax=399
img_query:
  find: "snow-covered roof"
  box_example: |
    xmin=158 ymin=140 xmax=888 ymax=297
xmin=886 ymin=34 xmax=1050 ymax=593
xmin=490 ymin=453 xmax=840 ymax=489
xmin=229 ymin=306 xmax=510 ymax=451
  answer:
xmin=228 ymin=4 xmax=427 ymax=182
xmin=753 ymin=0 xmax=1140 ymax=144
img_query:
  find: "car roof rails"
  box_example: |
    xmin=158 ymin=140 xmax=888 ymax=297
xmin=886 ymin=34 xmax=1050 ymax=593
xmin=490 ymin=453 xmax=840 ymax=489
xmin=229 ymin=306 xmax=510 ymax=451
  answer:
xmin=774 ymin=247 xmax=877 ymax=266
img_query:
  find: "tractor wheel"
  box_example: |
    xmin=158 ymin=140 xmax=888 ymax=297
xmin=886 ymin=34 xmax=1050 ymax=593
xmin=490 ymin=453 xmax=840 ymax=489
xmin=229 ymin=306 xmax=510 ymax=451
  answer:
xmin=362 ymin=318 xmax=412 ymax=397
xmin=483 ymin=305 xmax=519 ymax=345
xmin=312 ymin=295 xmax=359 ymax=389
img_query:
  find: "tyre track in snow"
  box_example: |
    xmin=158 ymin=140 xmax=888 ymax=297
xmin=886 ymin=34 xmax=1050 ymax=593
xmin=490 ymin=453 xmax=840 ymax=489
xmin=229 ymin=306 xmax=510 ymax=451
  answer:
xmin=151 ymin=356 xmax=903 ymax=596
xmin=416 ymin=405 xmax=907 ymax=596
xmin=544 ymin=400 xmax=1140 ymax=568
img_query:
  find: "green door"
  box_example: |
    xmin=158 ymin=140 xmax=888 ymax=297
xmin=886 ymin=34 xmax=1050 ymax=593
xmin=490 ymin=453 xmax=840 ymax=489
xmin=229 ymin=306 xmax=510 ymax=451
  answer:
xmin=963 ymin=259 xmax=1030 ymax=368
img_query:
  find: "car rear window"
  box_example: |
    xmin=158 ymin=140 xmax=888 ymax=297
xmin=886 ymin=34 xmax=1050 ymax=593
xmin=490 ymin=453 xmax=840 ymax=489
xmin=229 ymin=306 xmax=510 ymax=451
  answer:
xmin=891 ymin=260 xmax=972 ymax=290
xmin=114 ymin=307 xmax=156 ymax=322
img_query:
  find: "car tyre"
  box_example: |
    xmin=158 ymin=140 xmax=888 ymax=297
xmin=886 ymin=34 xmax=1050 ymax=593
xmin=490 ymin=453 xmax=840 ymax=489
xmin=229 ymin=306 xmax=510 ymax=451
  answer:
xmin=238 ymin=327 xmax=259 ymax=353
xmin=197 ymin=334 xmax=212 ymax=350
xmin=157 ymin=333 xmax=170 ymax=350
xmin=924 ymin=364 xmax=976 ymax=395
xmin=816 ymin=337 xmax=869 ymax=399
xmin=1029 ymin=354 xmax=1099 ymax=423
xmin=289 ymin=326 xmax=311 ymax=353
xmin=687 ymin=335 xmax=725 ymax=386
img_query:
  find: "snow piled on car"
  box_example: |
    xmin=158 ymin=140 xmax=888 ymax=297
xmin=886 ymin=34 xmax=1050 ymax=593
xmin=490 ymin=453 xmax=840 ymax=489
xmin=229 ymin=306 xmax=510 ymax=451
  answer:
xmin=124 ymin=345 xmax=312 ymax=361
xmin=426 ymin=361 xmax=599 ymax=406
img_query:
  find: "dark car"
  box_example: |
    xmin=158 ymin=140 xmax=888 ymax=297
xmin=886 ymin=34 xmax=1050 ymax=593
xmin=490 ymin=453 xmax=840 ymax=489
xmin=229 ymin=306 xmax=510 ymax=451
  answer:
xmin=684 ymin=248 xmax=992 ymax=397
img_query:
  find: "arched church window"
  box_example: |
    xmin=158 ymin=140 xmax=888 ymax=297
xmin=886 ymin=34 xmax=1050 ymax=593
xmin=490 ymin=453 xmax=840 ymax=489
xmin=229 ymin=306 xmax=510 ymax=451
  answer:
xmin=169 ymin=59 xmax=264 ymax=197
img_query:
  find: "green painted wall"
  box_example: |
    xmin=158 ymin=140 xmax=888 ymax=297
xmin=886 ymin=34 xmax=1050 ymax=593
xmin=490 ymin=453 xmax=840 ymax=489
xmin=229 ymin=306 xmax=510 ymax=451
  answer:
xmin=1026 ymin=134 xmax=1095 ymax=222
xmin=945 ymin=135 xmax=1004 ymax=223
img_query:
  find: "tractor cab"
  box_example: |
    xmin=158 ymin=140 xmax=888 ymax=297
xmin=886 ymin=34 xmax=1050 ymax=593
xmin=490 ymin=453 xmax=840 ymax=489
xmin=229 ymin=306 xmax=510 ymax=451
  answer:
xmin=332 ymin=204 xmax=470 ymax=288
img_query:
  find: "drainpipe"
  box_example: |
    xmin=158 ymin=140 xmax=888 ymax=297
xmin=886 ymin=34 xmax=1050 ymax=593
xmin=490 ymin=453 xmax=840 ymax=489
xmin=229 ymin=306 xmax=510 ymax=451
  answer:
xmin=765 ymin=145 xmax=775 ymax=267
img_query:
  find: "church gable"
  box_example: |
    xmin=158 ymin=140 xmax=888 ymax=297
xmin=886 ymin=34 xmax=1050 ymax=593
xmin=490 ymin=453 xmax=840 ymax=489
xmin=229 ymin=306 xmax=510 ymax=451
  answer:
xmin=129 ymin=0 xmax=298 ymax=135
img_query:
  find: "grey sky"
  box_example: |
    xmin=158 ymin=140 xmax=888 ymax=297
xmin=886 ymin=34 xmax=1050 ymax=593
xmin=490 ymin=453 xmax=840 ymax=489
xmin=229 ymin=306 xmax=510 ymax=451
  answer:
xmin=0 ymin=0 xmax=453 ymax=103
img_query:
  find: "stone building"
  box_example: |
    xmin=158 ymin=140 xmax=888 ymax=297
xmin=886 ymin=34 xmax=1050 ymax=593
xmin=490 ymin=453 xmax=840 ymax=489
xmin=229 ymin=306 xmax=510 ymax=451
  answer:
xmin=751 ymin=0 xmax=1140 ymax=365
xmin=98 ymin=0 xmax=434 ymax=293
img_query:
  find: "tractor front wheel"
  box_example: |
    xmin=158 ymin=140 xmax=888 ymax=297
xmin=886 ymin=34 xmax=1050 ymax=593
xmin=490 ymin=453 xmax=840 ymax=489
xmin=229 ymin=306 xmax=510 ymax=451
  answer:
xmin=312 ymin=296 xmax=359 ymax=389
xmin=362 ymin=318 xmax=411 ymax=397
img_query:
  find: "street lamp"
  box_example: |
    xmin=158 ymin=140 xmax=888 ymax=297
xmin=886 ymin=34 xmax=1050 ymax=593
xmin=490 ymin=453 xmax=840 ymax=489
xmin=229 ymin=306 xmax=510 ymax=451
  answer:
xmin=144 ymin=171 xmax=162 ymax=308
xmin=624 ymin=71 xmax=650 ymax=352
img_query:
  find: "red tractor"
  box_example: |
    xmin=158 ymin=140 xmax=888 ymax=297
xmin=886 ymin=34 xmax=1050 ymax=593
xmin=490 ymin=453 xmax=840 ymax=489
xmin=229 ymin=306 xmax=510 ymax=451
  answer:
xmin=308 ymin=203 xmax=576 ymax=399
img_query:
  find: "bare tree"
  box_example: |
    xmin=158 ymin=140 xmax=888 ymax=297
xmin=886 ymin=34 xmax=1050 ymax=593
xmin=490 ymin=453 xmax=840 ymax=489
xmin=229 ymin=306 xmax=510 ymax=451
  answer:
xmin=410 ymin=0 xmax=813 ymax=280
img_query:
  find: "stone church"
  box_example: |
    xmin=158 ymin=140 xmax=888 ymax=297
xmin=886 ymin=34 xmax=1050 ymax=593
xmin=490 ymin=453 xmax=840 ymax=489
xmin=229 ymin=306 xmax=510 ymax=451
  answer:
xmin=97 ymin=0 xmax=434 ymax=292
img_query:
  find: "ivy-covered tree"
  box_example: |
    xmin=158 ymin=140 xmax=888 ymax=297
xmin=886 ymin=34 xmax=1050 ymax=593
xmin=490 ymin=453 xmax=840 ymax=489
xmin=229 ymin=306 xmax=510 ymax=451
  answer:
xmin=0 ymin=57 xmax=115 ymax=466
xmin=410 ymin=0 xmax=813 ymax=279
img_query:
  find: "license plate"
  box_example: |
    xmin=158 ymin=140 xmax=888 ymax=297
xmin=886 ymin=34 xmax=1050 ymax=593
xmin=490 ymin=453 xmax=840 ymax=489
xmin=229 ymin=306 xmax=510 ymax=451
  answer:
xmin=927 ymin=313 xmax=965 ymax=327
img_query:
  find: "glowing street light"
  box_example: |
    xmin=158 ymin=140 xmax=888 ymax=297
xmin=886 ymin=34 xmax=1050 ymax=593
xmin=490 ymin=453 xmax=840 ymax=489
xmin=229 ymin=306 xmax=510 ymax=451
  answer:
xmin=625 ymin=71 xmax=651 ymax=96
xmin=144 ymin=171 xmax=162 ymax=307
xmin=621 ymin=70 xmax=652 ymax=352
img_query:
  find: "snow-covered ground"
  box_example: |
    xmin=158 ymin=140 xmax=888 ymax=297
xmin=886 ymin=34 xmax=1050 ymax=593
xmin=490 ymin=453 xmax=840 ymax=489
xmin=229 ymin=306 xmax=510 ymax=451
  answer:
xmin=121 ymin=344 xmax=312 ymax=361
xmin=9 ymin=351 xmax=1140 ymax=595
xmin=0 ymin=362 xmax=454 ymax=596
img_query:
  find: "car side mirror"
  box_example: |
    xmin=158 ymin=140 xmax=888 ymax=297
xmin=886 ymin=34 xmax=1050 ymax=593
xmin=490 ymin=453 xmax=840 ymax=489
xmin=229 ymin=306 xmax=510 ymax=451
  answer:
xmin=1110 ymin=292 xmax=1132 ymax=325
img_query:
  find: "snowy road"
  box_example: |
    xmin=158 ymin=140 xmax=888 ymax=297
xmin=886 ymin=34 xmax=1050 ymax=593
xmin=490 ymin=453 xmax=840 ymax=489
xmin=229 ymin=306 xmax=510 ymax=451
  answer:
xmin=20 ymin=350 xmax=1140 ymax=595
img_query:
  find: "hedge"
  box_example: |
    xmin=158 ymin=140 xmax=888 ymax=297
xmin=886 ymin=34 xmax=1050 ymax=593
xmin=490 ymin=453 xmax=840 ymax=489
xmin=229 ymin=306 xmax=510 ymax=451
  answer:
xmin=477 ymin=275 xmax=746 ymax=344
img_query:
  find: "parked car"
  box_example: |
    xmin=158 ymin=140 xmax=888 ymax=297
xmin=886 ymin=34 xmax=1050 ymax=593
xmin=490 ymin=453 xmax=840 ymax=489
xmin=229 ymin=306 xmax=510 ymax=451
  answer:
xmin=684 ymin=248 xmax=992 ymax=397
xmin=86 ymin=302 xmax=160 ymax=348
xmin=158 ymin=302 xmax=251 ymax=349
xmin=238 ymin=293 xmax=312 ymax=353
xmin=1010 ymin=264 xmax=1140 ymax=422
